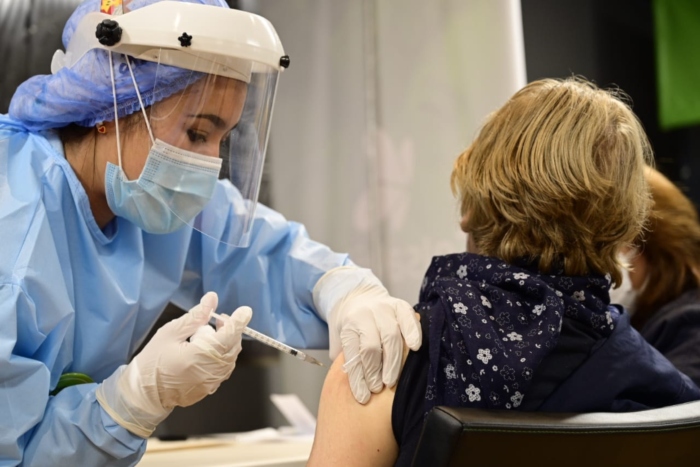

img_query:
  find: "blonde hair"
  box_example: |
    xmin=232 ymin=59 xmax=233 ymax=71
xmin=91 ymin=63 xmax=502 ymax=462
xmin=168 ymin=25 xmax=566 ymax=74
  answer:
xmin=632 ymin=167 xmax=700 ymax=328
xmin=451 ymin=77 xmax=653 ymax=285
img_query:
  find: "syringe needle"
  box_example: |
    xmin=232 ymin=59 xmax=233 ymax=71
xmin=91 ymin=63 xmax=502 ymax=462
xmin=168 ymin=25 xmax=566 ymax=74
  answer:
xmin=301 ymin=353 xmax=324 ymax=366
xmin=208 ymin=311 xmax=324 ymax=366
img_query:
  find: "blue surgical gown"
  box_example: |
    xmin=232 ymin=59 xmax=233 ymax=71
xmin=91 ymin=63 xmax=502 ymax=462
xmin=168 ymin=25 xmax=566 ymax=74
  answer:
xmin=0 ymin=115 xmax=351 ymax=466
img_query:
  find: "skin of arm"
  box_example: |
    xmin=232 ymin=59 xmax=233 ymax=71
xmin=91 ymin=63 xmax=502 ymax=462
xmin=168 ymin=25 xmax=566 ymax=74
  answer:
xmin=308 ymin=352 xmax=399 ymax=467
xmin=309 ymin=314 xmax=417 ymax=466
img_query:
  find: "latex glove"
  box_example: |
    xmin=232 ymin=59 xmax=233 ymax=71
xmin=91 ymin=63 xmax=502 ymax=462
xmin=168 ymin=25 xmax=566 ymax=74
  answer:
xmin=96 ymin=292 xmax=252 ymax=438
xmin=313 ymin=266 xmax=422 ymax=404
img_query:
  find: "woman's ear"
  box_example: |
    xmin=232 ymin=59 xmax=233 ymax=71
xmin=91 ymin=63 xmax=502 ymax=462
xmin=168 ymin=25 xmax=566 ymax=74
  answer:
xmin=460 ymin=214 xmax=469 ymax=233
xmin=101 ymin=120 xmax=118 ymax=133
xmin=461 ymin=213 xmax=480 ymax=254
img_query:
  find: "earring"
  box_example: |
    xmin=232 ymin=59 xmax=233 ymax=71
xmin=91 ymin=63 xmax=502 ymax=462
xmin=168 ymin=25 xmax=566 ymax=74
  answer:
xmin=96 ymin=123 xmax=107 ymax=134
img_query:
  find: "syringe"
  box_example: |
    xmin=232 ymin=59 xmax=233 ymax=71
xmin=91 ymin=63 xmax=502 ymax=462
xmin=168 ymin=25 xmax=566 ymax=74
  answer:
xmin=209 ymin=311 xmax=324 ymax=366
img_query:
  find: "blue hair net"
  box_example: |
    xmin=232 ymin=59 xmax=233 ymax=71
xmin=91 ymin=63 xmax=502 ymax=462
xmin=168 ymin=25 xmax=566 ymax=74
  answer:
xmin=9 ymin=0 xmax=229 ymax=131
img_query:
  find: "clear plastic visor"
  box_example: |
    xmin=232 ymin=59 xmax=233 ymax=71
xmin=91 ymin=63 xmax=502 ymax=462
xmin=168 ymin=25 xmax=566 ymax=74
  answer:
xmin=143 ymin=52 xmax=278 ymax=247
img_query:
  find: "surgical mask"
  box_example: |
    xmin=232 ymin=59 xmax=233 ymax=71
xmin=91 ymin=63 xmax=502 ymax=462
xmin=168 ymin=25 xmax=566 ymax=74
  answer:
xmin=105 ymin=138 xmax=222 ymax=234
xmin=609 ymin=266 xmax=639 ymax=315
xmin=103 ymin=54 xmax=222 ymax=234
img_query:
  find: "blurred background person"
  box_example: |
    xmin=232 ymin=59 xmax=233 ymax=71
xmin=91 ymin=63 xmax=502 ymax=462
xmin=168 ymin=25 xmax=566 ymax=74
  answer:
xmin=611 ymin=166 xmax=700 ymax=385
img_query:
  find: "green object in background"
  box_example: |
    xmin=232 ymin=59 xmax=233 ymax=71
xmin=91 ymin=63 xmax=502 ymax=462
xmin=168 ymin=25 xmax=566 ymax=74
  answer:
xmin=50 ymin=373 xmax=94 ymax=396
xmin=654 ymin=0 xmax=700 ymax=130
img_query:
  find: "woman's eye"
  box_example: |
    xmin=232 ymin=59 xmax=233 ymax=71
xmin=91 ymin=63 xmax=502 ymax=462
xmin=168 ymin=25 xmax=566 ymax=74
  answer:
xmin=187 ymin=129 xmax=207 ymax=143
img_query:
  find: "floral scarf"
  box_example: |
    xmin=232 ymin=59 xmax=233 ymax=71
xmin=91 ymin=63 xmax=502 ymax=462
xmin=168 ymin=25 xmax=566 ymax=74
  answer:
xmin=417 ymin=253 xmax=618 ymax=412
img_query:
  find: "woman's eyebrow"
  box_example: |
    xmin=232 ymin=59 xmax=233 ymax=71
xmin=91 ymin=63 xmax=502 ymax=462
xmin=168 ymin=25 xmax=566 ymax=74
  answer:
xmin=187 ymin=114 xmax=239 ymax=133
xmin=188 ymin=114 xmax=228 ymax=128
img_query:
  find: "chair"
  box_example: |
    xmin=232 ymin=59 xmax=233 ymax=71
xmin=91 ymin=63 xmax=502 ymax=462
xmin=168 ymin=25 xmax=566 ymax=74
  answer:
xmin=411 ymin=401 xmax=700 ymax=466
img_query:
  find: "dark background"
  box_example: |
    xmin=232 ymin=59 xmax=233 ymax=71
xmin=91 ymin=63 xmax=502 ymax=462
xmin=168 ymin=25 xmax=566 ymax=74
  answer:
xmin=521 ymin=0 xmax=700 ymax=203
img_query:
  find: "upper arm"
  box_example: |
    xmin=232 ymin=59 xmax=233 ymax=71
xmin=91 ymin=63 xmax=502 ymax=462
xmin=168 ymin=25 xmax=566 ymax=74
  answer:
xmin=308 ymin=353 xmax=399 ymax=467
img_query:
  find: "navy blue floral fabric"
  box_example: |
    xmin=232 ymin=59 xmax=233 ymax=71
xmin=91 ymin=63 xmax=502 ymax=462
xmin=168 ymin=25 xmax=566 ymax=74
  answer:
xmin=418 ymin=253 xmax=618 ymax=413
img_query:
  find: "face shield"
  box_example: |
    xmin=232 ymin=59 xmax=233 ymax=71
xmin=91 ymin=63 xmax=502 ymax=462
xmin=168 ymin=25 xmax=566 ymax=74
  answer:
xmin=53 ymin=1 xmax=287 ymax=246
xmin=142 ymin=56 xmax=279 ymax=246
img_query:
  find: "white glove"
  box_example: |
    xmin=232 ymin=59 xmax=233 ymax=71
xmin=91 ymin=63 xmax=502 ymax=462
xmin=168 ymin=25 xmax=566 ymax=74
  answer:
xmin=96 ymin=292 xmax=252 ymax=438
xmin=313 ymin=266 xmax=422 ymax=404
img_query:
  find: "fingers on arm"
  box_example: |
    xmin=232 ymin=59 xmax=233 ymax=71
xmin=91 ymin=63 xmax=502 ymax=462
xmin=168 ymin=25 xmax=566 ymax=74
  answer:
xmin=356 ymin=317 xmax=385 ymax=394
xmin=395 ymin=300 xmax=422 ymax=351
xmin=371 ymin=301 xmax=419 ymax=387
xmin=372 ymin=308 xmax=403 ymax=387
xmin=340 ymin=329 xmax=371 ymax=404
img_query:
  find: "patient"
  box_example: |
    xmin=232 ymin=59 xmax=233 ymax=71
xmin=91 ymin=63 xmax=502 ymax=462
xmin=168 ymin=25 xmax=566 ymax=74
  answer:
xmin=308 ymin=78 xmax=700 ymax=467
xmin=611 ymin=167 xmax=700 ymax=385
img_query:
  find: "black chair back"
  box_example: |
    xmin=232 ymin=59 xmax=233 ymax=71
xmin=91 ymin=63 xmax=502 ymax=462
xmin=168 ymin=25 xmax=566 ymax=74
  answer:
xmin=412 ymin=401 xmax=700 ymax=466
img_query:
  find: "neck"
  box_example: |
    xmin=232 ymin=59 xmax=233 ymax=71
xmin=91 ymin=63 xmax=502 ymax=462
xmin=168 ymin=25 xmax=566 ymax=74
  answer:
xmin=63 ymin=131 xmax=116 ymax=229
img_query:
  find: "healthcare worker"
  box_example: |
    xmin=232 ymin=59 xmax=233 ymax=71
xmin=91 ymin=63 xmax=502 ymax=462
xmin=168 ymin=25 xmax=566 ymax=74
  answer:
xmin=0 ymin=0 xmax=421 ymax=465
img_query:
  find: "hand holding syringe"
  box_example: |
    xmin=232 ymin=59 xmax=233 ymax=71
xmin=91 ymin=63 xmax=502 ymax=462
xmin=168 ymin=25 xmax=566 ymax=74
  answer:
xmin=209 ymin=308 xmax=323 ymax=366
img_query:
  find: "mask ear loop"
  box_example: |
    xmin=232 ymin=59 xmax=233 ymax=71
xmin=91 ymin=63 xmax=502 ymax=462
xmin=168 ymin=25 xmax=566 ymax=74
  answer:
xmin=107 ymin=51 xmax=122 ymax=169
xmin=125 ymin=55 xmax=156 ymax=146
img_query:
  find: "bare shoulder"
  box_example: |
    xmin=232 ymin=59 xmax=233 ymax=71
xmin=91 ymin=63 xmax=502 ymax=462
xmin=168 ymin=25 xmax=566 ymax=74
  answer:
xmin=307 ymin=353 xmax=399 ymax=467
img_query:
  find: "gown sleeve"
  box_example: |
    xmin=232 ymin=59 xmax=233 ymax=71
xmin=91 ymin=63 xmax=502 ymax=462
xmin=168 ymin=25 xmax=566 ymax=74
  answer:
xmin=0 ymin=283 xmax=146 ymax=466
xmin=171 ymin=181 xmax=353 ymax=349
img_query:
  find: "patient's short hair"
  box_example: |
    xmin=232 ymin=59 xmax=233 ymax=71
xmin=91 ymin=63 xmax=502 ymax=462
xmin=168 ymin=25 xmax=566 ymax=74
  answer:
xmin=451 ymin=77 xmax=653 ymax=285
